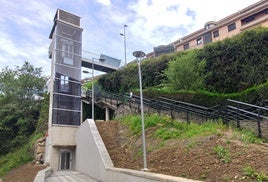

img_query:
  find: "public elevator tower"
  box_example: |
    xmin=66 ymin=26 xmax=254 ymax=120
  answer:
xmin=46 ymin=9 xmax=83 ymax=170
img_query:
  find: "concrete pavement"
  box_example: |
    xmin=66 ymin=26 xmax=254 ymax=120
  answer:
xmin=45 ymin=170 xmax=99 ymax=182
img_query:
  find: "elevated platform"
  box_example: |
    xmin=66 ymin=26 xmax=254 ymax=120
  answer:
xmin=82 ymin=58 xmax=119 ymax=73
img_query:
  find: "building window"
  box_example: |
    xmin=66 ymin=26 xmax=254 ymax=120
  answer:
xmin=241 ymin=8 xmax=268 ymax=25
xmin=60 ymin=75 xmax=70 ymax=93
xmin=213 ymin=30 xmax=219 ymax=38
xmin=241 ymin=16 xmax=255 ymax=25
xmin=61 ymin=39 xmax=74 ymax=65
xmin=183 ymin=43 xmax=189 ymax=50
xmin=228 ymin=23 xmax=236 ymax=32
xmin=196 ymin=37 xmax=203 ymax=45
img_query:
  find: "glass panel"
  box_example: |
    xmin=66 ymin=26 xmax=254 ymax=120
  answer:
xmin=63 ymin=57 xmax=73 ymax=65
xmin=60 ymin=75 xmax=70 ymax=93
xmin=60 ymin=151 xmax=71 ymax=170
xmin=54 ymin=73 xmax=81 ymax=96
xmin=53 ymin=94 xmax=80 ymax=110
xmin=54 ymin=63 xmax=81 ymax=81
xmin=52 ymin=109 xmax=80 ymax=125
xmin=228 ymin=23 xmax=236 ymax=32
xmin=56 ymin=21 xmax=82 ymax=42
xmin=197 ymin=37 xmax=202 ymax=45
xmin=66 ymin=152 xmax=70 ymax=169
xmin=213 ymin=30 xmax=219 ymax=38
xmin=183 ymin=43 xmax=189 ymax=50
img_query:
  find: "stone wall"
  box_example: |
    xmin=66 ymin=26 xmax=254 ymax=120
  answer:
xmin=35 ymin=137 xmax=46 ymax=165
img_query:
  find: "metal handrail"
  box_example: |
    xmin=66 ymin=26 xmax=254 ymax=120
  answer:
xmin=84 ymin=89 xmax=268 ymax=138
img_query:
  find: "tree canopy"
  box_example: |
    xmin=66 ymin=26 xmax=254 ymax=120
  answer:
xmin=0 ymin=61 xmax=46 ymax=155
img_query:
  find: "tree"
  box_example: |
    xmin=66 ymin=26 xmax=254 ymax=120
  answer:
xmin=0 ymin=61 xmax=46 ymax=155
xmin=164 ymin=50 xmax=206 ymax=91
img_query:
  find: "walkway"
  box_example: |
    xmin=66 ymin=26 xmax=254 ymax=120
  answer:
xmin=45 ymin=170 xmax=99 ymax=182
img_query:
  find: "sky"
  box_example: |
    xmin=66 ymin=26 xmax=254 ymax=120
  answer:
xmin=0 ymin=0 xmax=260 ymax=78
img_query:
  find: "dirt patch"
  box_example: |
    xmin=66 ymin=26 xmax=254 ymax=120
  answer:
xmin=3 ymin=120 xmax=268 ymax=182
xmin=3 ymin=162 xmax=45 ymax=182
xmin=96 ymin=121 xmax=268 ymax=182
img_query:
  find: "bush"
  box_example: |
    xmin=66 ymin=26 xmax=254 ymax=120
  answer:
xmin=165 ymin=50 xmax=206 ymax=91
xmin=198 ymin=27 xmax=268 ymax=93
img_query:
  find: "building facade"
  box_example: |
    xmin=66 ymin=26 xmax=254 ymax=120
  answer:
xmin=45 ymin=9 xmax=83 ymax=170
xmin=173 ymin=0 xmax=268 ymax=52
xmin=146 ymin=0 xmax=268 ymax=58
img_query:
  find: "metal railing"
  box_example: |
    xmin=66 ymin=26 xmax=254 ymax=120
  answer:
xmin=225 ymin=99 xmax=268 ymax=138
xmin=84 ymin=89 xmax=268 ymax=138
xmin=85 ymin=89 xmax=222 ymax=122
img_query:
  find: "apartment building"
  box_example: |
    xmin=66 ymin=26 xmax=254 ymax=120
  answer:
xmin=173 ymin=0 xmax=268 ymax=52
xmin=149 ymin=0 xmax=268 ymax=58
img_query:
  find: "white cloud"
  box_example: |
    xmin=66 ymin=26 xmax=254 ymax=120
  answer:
xmin=0 ymin=0 xmax=53 ymax=75
xmin=122 ymin=0 xmax=259 ymax=50
xmin=0 ymin=32 xmax=20 ymax=57
xmin=0 ymin=0 xmax=261 ymax=76
xmin=96 ymin=0 xmax=111 ymax=6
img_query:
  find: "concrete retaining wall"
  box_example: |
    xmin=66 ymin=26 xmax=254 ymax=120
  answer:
xmin=75 ymin=119 xmax=200 ymax=182
xmin=34 ymin=167 xmax=52 ymax=182
xmin=75 ymin=119 xmax=113 ymax=181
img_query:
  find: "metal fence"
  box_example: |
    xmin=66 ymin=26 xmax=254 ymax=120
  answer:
xmin=225 ymin=99 xmax=268 ymax=138
xmin=85 ymin=89 xmax=268 ymax=138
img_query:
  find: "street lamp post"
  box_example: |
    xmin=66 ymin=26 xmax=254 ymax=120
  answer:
xmin=132 ymin=50 xmax=147 ymax=171
xmin=83 ymin=58 xmax=105 ymax=120
xmin=120 ymin=24 xmax=128 ymax=66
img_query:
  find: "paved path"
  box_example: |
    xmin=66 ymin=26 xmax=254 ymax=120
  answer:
xmin=45 ymin=170 xmax=99 ymax=182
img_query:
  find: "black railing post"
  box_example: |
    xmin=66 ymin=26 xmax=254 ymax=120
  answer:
xmin=105 ymin=92 xmax=107 ymax=102
xmin=171 ymin=103 xmax=174 ymax=120
xmin=148 ymin=100 xmax=151 ymax=113
xmin=129 ymin=98 xmax=132 ymax=108
xmin=157 ymin=100 xmax=160 ymax=114
xmin=224 ymin=102 xmax=229 ymax=126
xmin=116 ymin=95 xmax=119 ymax=106
xmin=186 ymin=106 xmax=190 ymax=124
xmin=205 ymin=109 xmax=208 ymax=122
xmin=236 ymin=106 xmax=240 ymax=129
xmin=257 ymin=109 xmax=262 ymax=138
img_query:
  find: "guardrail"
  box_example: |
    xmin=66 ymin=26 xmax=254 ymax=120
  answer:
xmin=225 ymin=99 xmax=268 ymax=138
xmin=85 ymin=89 xmax=222 ymax=122
xmin=84 ymin=89 xmax=268 ymax=138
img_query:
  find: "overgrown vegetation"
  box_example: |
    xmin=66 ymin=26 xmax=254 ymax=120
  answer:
xmin=98 ymin=27 xmax=268 ymax=105
xmin=0 ymin=62 xmax=46 ymax=155
xmin=0 ymin=132 xmax=43 ymax=177
xmin=213 ymin=145 xmax=231 ymax=163
xmin=116 ymin=113 xmax=264 ymax=144
xmin=243 ymin=165 xmax=268 ymax=182
xmin=164 ymin=50 xmax=206 ymax=91
xmin=0 ymin=62 xmax=47 ymax=177
xmin=198 ymin=27 xmax=268 ymax=93
xmin=116 ymin=113 xmax=267 ymax=180
xmin=98 ymin=53 xmax=173 ymax=93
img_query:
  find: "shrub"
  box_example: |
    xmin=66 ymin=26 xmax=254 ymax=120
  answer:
xmin=165 ymin=50 xmax=206 ymax=91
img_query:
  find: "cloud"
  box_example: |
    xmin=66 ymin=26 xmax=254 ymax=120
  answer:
xmin=0 ymin=0 xmax=54 ymax=75
xmin=119 ymin=0 xmax=259 ymax=53
xmin=126 ymin=0 xmax=197 ymax=48
xmin=0 ymin=0 xmax=260 ymax=77
xmin=96 ymin=0 xmax=111 ymax=7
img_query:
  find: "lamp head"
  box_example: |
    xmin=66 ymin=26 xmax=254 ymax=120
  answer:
xmin=82 ymin=70 xmax=90 ymax=74
xmin=133 ymin=51 xmax=145 ymax=58
xmin=99 ymin=58 xmax=105 ymax=63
